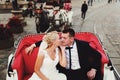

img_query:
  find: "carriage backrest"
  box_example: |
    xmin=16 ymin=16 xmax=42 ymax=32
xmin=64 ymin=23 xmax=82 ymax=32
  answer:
xmin=12 ymin=32 xmax=109 ymax=80
xmin=12 ymin=34 xmax=44 ymax=80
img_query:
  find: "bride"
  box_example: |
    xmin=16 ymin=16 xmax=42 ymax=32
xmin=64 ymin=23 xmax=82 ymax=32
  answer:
xmin=29 ymin=31 xmax=67 ymax=80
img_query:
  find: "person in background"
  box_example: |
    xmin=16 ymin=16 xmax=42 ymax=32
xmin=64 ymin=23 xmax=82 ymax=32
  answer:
xmin=81 ymin=1 xmax=88 ymax=20
xmin=27 ymin=1 xmax=34 ymax=18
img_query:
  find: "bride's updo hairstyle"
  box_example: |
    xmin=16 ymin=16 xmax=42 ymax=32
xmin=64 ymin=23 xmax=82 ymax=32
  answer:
xmin=42 ymin=31 xmax=59 ymax=48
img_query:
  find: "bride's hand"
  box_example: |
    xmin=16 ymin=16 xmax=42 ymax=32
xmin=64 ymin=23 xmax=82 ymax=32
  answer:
xmin=60 ymin=46 xmax=66 ymax=51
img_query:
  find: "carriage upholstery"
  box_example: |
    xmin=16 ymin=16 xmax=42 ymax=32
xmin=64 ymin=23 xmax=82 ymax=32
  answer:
xmin=11 ymin=32 xmax=109 ymax=80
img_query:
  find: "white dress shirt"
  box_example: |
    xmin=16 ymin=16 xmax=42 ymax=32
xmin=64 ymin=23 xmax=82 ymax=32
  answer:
xmin=65 ymin=41 xmax=81 ymax=70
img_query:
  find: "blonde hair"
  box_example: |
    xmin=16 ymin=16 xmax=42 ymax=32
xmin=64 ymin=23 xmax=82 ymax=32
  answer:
xmin=43 ymin=31 xmax=59 ymax=47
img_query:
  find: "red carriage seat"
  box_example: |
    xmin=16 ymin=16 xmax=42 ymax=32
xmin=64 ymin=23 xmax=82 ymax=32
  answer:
xmin=11 ymin=32 xmax=109 ymax=80
xmin=12 ymin=34 xmax=44 ymax=80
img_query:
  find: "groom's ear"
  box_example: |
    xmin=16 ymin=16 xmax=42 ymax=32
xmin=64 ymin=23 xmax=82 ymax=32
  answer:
xmin=70 ymin=37 xmax=74 ymax=42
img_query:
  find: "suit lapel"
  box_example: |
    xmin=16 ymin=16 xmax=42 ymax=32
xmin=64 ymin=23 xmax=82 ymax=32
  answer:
xmin=74 ymin=39 xmax=82 ymax=64
xmin=75 ymin=39 xmax=81 ymax=56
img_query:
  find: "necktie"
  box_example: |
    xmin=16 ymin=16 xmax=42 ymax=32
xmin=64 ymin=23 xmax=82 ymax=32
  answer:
xmin=66 ymin=47 xmax=73 ymax=69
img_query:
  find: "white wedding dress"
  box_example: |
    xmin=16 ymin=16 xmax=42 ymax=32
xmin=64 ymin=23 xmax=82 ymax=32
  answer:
xmin=29 ymin=49 xmax=66 ymax=80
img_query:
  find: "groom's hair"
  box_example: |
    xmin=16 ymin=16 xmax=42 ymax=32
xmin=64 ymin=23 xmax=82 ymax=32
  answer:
xmin=62 ymin=28 xmax=75 ymax=37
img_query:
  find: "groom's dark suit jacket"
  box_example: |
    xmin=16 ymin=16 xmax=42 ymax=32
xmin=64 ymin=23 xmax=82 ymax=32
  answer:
xmin=75 ymin=39 xmax=102 ymax=72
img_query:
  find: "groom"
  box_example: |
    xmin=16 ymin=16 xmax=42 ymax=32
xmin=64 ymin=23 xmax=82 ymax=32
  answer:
xmin=26 ymin=28 xmax=103 ymax=80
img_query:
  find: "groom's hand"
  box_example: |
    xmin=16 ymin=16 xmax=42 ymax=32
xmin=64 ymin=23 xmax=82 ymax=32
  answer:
xmin=25 ymin=44 xmax=36 ymax=55
xmin=87 ymin=68 xmax=97 ymax=80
